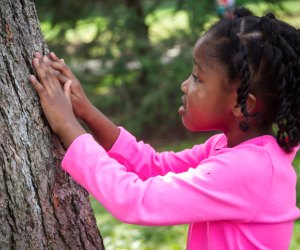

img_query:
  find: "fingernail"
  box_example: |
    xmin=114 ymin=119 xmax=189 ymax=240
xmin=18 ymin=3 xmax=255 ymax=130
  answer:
xmin=33 ymin=58 xmax=39 ymax=64
xmin=43 ymin=55 xmax=49 ymax=62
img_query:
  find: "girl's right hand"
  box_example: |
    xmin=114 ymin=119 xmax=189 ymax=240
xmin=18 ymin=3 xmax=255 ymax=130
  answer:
xmin=45 ymin=52 xmax=94 ymax=121
xmin=34 ymin=52 xmax=120 ymax=151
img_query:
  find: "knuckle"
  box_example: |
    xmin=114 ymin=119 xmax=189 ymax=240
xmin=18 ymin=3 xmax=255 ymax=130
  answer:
xmin=39 ymin=87 xmax=46 ymax=95
xmin=42 ymin=75 xmax=49 ymax=83
xmin=62 ymin=64 xmax=68 ymax=70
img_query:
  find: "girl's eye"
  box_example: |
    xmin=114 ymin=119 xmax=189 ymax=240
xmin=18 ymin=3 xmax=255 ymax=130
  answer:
xmin=191 ymin=73 xmax=200 ymax=82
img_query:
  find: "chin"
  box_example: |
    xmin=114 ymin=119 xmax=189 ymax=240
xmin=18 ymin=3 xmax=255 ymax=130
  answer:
xmin=182 ymin=119 xmax=199 ymax=132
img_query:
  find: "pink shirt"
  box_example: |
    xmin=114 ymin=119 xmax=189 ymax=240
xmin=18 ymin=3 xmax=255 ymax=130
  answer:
xmin=62 ymin=127 xmax=300 ymax=249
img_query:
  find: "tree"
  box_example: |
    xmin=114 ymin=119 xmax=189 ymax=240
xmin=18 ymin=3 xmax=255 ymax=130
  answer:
xmin=0 ymin=0 xmax=104 ymax=249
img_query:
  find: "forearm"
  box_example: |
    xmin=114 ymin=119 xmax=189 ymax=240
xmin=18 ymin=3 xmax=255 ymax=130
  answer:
xmin=56 ymin=119 xmax=87 ymax=149
xmin=81 ymin=104 xmax=120 ymax=151
xmin=107 ymin=128 xmax=207 ymax=179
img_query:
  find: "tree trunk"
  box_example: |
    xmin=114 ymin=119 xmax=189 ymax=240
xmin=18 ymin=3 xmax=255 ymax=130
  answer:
xmin=0 ymin=0 xmax=104 ymax=249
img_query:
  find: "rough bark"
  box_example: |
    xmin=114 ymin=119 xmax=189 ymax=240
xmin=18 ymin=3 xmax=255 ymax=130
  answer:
xmin=0 ymin=0 xmax=104 ymax=249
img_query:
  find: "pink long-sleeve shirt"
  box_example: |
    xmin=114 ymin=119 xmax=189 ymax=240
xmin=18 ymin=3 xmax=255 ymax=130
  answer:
xmin=62 ymin=127 xmax=300 ymax=249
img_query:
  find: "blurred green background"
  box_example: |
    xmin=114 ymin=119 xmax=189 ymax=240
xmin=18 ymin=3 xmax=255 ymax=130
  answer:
xmin=34 ymin=0 xmax=300 ymax=248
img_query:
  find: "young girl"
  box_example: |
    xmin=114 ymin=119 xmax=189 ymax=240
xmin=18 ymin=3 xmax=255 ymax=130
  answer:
xmin=30 ymin=7 xmax=300 ymax=250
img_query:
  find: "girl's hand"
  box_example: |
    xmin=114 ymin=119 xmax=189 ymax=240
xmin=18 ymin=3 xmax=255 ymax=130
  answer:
xmin=30 ymin=55 xmax=86 ymax=148
xmin=45 ymin=52 xmax=94 ymax=121
xmin=33 ymin=52 xmax=120 ymax=151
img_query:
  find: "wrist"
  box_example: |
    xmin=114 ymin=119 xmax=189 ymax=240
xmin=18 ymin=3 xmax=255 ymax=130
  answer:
xmin=80 ymin=103 xmax=98 ymax=124
xmin=77 ymin=99 xmax=95 ymax=121
xmin=56 ymin=118 xmax=86 ymax=148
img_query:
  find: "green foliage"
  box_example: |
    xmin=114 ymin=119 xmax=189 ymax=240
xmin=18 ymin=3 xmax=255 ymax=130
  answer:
xmin=293 ymin=152 xmax=300 ymax=207
xmin=35 ymin=0 xmax=300 ymax=139
xmin=35 ymin=0 xmax=213 ymax=139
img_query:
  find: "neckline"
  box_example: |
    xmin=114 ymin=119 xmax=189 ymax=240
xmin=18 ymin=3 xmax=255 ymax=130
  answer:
xmin=214 ymin=134 xmax=276 ymax=150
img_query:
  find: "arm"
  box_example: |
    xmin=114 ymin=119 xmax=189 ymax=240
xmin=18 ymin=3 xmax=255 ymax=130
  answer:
xmin=107 ymin=127 xmax=210 ymax=179
xmin=40 ymin=52 xmax=120 ymax=151
xmin=33 ymin=52 xmax=206 ymax=177
xmin=47 ymin=52 xmax=208 ymax=177
xmin=62 ymin=134 xmax=271 ymax=226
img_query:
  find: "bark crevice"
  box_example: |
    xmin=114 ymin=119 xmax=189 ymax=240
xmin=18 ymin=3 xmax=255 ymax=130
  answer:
xmin=0 ymin=1 xmax=103 ymax=249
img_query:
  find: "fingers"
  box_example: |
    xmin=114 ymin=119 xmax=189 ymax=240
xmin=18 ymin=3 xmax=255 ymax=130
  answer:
xmin=57 ymin=73 xmax=70 ymax=85
xmin=34 ymin=52 xmax=43 ymax=59
xmin=63 ymin=80 xmax=73 ymax=105
xmin=49 ymin=52 xmax=65 ymax=65
xmin=48 ymin=52 xmax=60 ymax=62
xmin=32 ymin=58 xmax=47 ymax=84
xmin=50 ymin=61 xmax=74 ymax=78
xmin=49 ymin=52 xmax=74 ymax=78
xmin=32 ymin=55 xmax=61 ymax=91
xmin=29 ymin=74 xmax=46 ymax=97
xmin=34 ymin=52 xmax=76 ymax=88
xmin=31 ymin=52 xmax=76 ymax=99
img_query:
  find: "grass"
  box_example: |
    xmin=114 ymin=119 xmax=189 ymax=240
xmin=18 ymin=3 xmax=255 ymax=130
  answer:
xmin=90 ymin=198 xmax=187 ymax=250
xmin=290 ymin=221 xmax=300 ymax=250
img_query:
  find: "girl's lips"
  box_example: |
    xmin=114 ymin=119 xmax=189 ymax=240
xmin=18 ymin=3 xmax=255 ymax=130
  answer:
xmin=178 ymin=105 xmax=186 ymax=115
xmin=178 ymin=96 xmax=186 ymax=115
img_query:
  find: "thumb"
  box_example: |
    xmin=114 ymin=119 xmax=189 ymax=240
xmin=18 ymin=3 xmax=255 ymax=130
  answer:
xmin=63 ymin=80 xmax=72 ymax=105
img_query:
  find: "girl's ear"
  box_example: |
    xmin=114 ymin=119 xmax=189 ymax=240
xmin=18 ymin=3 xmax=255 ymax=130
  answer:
xmin=232 ymin=93 xmax=257 ymax=117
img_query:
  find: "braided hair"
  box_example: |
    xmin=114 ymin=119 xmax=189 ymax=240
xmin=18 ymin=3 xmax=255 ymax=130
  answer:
xmin=202 ymin=7 xmax=300 ymax=152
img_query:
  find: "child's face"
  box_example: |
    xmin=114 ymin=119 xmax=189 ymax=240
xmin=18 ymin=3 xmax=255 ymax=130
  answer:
xmin=179 ymin=38 xmax=237 ymax=133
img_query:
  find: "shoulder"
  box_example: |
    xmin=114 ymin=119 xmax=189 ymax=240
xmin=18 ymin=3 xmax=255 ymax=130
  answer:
xmin=213 ymin=135 xmax=280 ymax=163
xmin=196 ymin=133 xmax=227 ymax=157
xmin=201 ymin=135 xmax=299 ymax=191
xmin=199 ymin=135 xmax=278 ymax=186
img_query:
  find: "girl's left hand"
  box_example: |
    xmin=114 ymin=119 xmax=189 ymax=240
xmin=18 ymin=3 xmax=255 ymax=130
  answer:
xmin=30 ymin=54 xmax=86 ymax=148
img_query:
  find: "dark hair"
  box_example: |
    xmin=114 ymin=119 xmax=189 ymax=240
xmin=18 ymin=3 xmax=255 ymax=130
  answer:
xmin=204 ymin=7 xmax=300 ymax=152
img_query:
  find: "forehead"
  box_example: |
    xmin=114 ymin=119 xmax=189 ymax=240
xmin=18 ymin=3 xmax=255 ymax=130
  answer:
xmin=194 ymin=37 xmax=205 ymax=51
xmin=193 ymin=36 xmax=228 ymax=73
xmin=193 ymin=36 xmax=234 ymax=91
xmin=193 ymin=37 xmax=215 ymax=72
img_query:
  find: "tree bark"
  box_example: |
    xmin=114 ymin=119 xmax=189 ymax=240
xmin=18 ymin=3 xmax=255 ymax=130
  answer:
xmin=0 ymin=0 xmax=104 ymax=249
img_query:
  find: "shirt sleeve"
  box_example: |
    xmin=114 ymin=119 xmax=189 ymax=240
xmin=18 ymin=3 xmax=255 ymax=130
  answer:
xmin=62 ymin=134 xmax=272 ymax=226
xmin=107 ymin=127 xmax=210 ymax=179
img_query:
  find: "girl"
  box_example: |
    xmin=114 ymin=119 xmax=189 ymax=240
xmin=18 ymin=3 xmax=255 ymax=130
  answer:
xmin=30 ymin=7 xmax=300 ymax=250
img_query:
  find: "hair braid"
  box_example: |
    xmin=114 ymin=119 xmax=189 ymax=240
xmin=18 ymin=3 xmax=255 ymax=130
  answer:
xmin=229 ymin=18 xmax=252 ymax=129
xmin=259 ymin=13 xmax=300 ymax=151
xmin=206 ymin=7 xmax=300 ymax=151
xmin=276 ymin=64 xmax=289 ymax=149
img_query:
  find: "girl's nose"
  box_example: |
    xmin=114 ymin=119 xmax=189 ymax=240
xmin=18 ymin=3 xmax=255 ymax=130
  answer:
xmin=181 ymin=79 xmax=188 ymax=93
